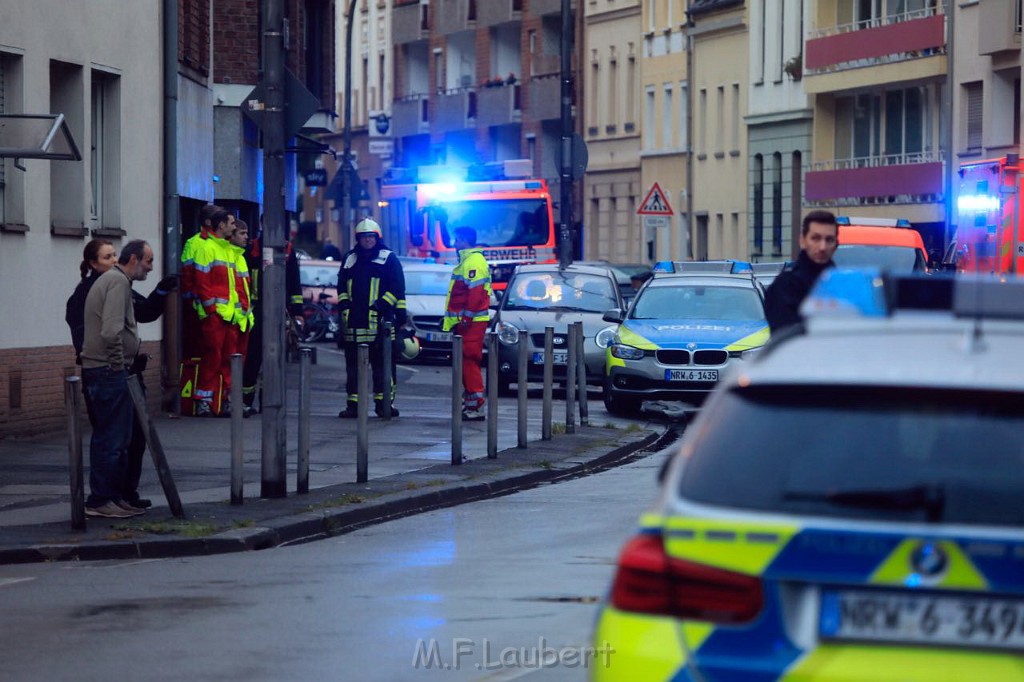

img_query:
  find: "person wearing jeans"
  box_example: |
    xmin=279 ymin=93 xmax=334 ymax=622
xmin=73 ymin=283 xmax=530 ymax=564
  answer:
xmin=79 ymin=240 xmax=154 ymax=518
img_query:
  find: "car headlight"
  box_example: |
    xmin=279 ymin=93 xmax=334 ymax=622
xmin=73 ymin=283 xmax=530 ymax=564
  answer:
xmin=610 ymin=344 xmax=645 ymax=360
xmin=495 ymin=320 xmax=521 ymax=345
xmin=729 ymin=346 xmax=764 ymax=359
xmin=594 ymin=325 xmax=617 ymax=349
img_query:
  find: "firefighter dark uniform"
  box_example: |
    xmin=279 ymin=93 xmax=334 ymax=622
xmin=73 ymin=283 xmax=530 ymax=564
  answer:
xmin=337 ymin=218 xmax=407 ymax=418
xmin=443 ymin=227 xmax=492 ymax=420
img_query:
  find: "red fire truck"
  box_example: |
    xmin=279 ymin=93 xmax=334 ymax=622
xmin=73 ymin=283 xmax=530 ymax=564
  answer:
xmin=953 ymin=156 xmax=1024 ymax=274
xmin=379 ymin=160 xmax=556 ymax=290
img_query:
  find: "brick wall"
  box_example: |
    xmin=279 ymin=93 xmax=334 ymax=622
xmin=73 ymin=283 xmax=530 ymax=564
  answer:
xmin=180 ymin=0 xmax=211 ymax=76
xmin=0 ymin=342 xmax=163 ymax=439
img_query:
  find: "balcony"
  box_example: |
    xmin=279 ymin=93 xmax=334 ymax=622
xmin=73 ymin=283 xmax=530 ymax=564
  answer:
xmin=530 ymin=0 xmax=563 ymax=16
xmin=432 ymin=87 xmax=477 ymax=135
xmin=393 ymin=2 xmax=428 ymax=44
xmin=477 ymin=82 xmax=521 ymax=126
xmin=528 ymin=75 xmax=560 ymax=121
xmin=805 ymin=152 xmax=944 ymax=205
xmin=436 ymin=0 xmax=476 ymax=33
xmin=392 ymin=94 xmax=430 ymax=138
xmin=804 ymin=10 xmax=946 ymax=94
xmin=478 ymin=0 xmax=521 ymax=28
xmin=978 ymin=0 xmax=1022 ymax=55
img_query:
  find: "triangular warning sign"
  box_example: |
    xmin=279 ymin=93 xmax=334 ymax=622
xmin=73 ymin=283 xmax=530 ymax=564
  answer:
xmin=637 ymin=182 xmax=674 ymax=215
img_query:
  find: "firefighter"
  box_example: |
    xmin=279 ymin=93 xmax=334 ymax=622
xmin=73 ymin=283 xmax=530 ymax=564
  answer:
xmin=442 ymin=226 xmax=492 ymax=421
xmin=191 ymin=211 xmax=239 ymax=417
xmin=336 ymin=218 xmax=407 ymax=418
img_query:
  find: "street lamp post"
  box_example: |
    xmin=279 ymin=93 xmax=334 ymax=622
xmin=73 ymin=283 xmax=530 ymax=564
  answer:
xmin=341 ymin=0 xmax=358 ymax=250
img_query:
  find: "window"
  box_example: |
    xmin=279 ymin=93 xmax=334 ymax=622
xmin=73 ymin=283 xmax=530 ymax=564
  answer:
xmin=698 ymin=88 xmax=707 ymax=156
xmin=662 ymin=84 xmax=673 ymax=148
xmin=591 ymin=61 xmax=601 ymax=130
xmin=731 ymin=83 xmax=740 ymax=150
xmin=679 ymin=82 xmax=689 ymax=151
xmin=753 ymin=0 xmax=765 ymax=84
xmin=965 ymin=82 xmax=983 ymax=150
xmin=772 ymin=152 xmax=783 ymax=253
xmin=420 ymin=0 xmax=429 ymax=30
xmin=644 ymin=86 xmax=655 ymax=150
xmin=716 ymin=86 xmax=725 ymax=152
xmin=753 ymin=154 xmax=764 ymax=253
xmin=0 ymin=52 xmax=25 ymax=230
xmin=0 ymin=55 xmax=6 ymax=226
xmin=51 ymin=60 xmax=86 ymax=236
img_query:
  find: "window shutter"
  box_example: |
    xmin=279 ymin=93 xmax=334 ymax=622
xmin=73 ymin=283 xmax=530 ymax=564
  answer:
xmin=966 ymin=82 xmax=983 ymax=150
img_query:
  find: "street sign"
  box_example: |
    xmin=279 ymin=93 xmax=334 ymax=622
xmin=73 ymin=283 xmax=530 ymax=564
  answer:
xmin=638 ymin=182 xmax=674 ymax=215
xmin=643 ymin=215 xmax=670 ymax=231
xmin=370 ymin=112 xmax=391 ymax=137
xmin=241 ymin=68 xmax=321 ymax=140
xmin=369 ymin=139 xmax=394 ymax=156
xmin=304 ymin=168 xmax=327 ymax=186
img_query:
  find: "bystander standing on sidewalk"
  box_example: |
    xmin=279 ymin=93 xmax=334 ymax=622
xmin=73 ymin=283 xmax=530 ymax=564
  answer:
xmin=442 ymin=227 xmax=492 ymax=421
xmin=79 ymin=240 xmax=154 ymax=518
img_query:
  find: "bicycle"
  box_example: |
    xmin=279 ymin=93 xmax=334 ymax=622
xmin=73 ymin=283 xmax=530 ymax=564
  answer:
xmin=298 ymin=288 xmax=340 ymax=343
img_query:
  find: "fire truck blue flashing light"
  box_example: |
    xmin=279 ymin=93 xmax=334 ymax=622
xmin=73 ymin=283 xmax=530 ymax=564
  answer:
xmin=957 ymin=194 xmax=1001 ymax=213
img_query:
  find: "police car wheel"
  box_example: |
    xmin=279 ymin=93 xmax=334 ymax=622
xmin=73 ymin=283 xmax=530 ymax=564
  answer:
xmin=603 ymin=384 xmax=640 ymax=416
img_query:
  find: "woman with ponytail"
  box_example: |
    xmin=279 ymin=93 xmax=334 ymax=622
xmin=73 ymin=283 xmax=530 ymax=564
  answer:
xmin=65 ymin=238 xmax=117 ymax=363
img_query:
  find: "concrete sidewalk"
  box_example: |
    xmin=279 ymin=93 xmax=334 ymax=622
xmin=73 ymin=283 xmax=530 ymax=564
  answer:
xmin=0 ymin=346 xmax=669 ymax=564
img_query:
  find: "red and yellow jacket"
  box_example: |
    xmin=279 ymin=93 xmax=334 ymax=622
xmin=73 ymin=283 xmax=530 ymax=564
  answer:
xmin=443 ymin=247 xmax=492 ymax=331
xmin=192 ymin=233 xmax=241 ymax=324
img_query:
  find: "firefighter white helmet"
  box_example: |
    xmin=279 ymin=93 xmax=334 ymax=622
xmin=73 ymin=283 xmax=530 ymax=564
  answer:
xmin=399 ymin=335 xmax=421 ymax=361
xmin=354 ymin=218 xmax=382 ymax=239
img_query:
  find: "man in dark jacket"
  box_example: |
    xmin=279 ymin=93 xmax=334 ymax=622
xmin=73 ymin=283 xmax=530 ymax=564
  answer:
xmin=764 ymin=210 xmax=838 ymax=333
xmin=336 ymin=218 xmax=407 ymax=418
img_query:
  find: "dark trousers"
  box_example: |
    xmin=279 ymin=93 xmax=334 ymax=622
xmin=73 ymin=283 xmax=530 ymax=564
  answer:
xmin=343 ymin=334 xmax=396 ymax=407
xmin=81 ymin=367 xmax=132 ymax=507
xmin=242 ymin=307 xmax=262 ymax=408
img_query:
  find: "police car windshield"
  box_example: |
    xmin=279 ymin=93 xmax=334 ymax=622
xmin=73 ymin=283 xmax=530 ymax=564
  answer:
xmin=405 ymin=269 xmax=450 ymax=295
xmin=632 ymin=284 xmax=765 ymax=321
xmin=678 ymin=385 xmax=1024 ymax=527
xmin=833 ymin=245 xmax=927 ymax=272
xmin=503 ymin=272 xmax=617 ymax=312
xmin=432 ymin=199 xmax=549 ymax=248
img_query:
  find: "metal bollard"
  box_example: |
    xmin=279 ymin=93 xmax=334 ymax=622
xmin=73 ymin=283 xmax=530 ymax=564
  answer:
xmin=65 ymin=376 xmax=85 ymax=531
xmin=230 ymin=354 xmax=244 ymax=505
xmin=451 ymin=335 xmax=463 ymax=465
xmin=575 ymin=321 xmax=589 ymax=426
xmin=542 ymin=326 xmax=554 ymax=440
xmin=380 ymin=322 xmax=393 ymax=419
xmin=486 ymin=331 xmax=498 ymax=459
xmin=565 ymin=323 xmax=577 ymax=434
xmin=297 ymin=348 xmax=312 ymax=494
xmin=517 ymin=328 xmax=528 ymax=449
xmin=356 ymin=343 xmax=369 ymax=483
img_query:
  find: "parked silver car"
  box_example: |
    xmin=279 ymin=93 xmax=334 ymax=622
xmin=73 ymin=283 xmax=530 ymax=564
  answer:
xmin=490 ymin=263 xmax=624 ymax=394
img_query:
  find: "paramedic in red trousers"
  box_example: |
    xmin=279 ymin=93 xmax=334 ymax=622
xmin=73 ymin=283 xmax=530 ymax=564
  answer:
xmin=336 ymin=218 xmax=407 ymax=418
xmin=443 ymin=226 xmax=492 ymax=421
xmin=227 ymin=218 xmax=255 ymax=414
xmin=191 ymin=211 xmax=238 ymax=417
xmin=181 ymin=204 xmax=226 ymax=360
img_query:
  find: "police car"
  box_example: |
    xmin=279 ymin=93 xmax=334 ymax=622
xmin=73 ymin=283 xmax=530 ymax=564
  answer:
xmin=592 ymin=271 xmax=1024 ymax=681
xmin=600 ymin=261 xmax=768 ymax=415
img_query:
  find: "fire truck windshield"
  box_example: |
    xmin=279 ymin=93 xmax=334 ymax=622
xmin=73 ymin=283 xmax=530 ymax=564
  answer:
xmin=431 ymin=198 xmax=550 ymax=248
xmin=833 ymin=244 xmax=928 ymax=273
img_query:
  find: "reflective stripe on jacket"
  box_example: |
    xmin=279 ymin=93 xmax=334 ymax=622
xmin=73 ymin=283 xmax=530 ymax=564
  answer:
xmin=443 ymin=247 xmax=492 ymax=332
xmin=337 ymin=244 xmax=407 ymax=342
xmin=192 ymin=234 xmax=240 ymax=323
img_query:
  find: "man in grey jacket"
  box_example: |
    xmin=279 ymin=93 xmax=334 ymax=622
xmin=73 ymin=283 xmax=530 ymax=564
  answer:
xmin=80 ymin=240 xmax=153 ymax=518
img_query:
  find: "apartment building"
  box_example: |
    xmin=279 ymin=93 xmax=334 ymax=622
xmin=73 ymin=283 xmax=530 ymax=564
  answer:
xmin=803 ymin=0 xmax=947 ymax=257
xmin=0 ymin=0 xmax=162 ymax=436
xmin=584 ymin=0 xmax=643 ymax=263
xmin=689 ymin=0 xmax=750 ymax=260
xmin=210 ymin=0 xmax=336 ymax=241
xmin=638 ymin=0 xmax=690 ymax=261
xmin=748 ymin=0 xmax=813 ymax=260
xmin=388 ymin=0 xmax=581 ymax=238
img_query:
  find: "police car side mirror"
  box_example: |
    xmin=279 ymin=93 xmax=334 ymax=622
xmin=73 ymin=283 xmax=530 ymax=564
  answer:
xmin=603 ymin=308 xmax=624 ymax=324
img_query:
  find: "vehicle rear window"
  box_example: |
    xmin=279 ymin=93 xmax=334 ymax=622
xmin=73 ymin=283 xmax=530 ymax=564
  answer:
xmin=300 ymin=265 xmax=338 ymax=287
xmin=678 ymin=385 xmax=1024 ymax=527
xmin=834 ymin=244 xmax=927 ymax=272
xmin=503 ymin=272 xmax=616 ymax=312
xmin=405 ymin=269 xmax=451 ymax=295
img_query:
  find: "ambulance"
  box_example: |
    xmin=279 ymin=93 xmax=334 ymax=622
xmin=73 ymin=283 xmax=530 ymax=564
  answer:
xmin=951 ymin=156 xmax=1024 ymax=274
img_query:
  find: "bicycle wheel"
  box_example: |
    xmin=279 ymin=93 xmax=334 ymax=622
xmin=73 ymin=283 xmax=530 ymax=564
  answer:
xmin=300 ymin=303 xmax=329 ymax=343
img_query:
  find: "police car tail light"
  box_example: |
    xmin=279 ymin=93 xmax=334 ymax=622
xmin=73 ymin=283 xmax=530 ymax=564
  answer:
xmin=610 ymin=533 xmax=763 ymax=624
